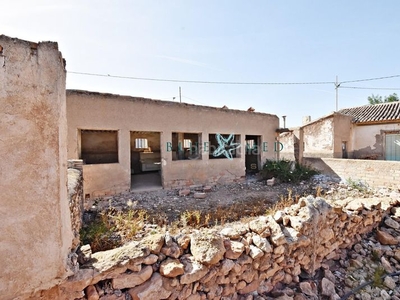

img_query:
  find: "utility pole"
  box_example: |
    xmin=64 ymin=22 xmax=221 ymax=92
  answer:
xmin=179 ymin=86 xmax=182 ymax=103
xmin=335 ymin=76 xmax=340 ymax=111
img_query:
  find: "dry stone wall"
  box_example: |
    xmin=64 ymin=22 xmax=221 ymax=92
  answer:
xmin=68 ymin=160 xmax=84 ymax=249
xmin=49 ymin=195 xmax=399 ymax=300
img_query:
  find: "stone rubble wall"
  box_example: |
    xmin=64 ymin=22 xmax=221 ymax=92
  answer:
xmin=68 ymin=160 xmax=84 ymax=249
xmin=47 ymin=196 xmax=398 ymax=300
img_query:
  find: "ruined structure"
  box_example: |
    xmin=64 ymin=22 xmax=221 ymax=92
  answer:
xmin=280 ymin=102 xmax=400 ymax=162
xmin=66 ymin=90 xmax=279 ymax=198
xmin=0 ymin=35 xmax=73 ymax=299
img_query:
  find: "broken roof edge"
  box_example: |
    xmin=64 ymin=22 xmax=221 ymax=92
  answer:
xmin=299 ymin=111 xmax=353 ymax=128
xmin=66 ymin=89 xmax=279 ymax=119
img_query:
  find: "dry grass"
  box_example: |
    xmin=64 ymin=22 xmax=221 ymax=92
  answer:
xmin=82 ymin=188 xmax=306 ymax=252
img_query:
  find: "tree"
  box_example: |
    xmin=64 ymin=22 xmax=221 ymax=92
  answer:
xmin=368 ymin=93 xmax=399 ymax=105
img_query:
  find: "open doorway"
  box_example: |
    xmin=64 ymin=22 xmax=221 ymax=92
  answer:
xmin=245 ymin=135 xmax=261 ymax=174
xmin=130 ymin=131 xmax=162 ymax=191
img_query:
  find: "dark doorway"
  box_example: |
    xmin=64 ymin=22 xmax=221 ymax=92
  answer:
xmin=245 ymin=135 xmax=261 ymax=174
xmin=130 ymin=131 xmax=162 ymax=191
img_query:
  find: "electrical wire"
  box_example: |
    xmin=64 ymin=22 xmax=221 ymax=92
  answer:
xmin=341 ymin=74 xmax=400 ymax=84
xmin=339 ymin=86 xmax=400 ymax=90
xmin=68 ymin=71 xmax=400 ymax=88
xmin=68 ymin=71 xmax=335 ymax=85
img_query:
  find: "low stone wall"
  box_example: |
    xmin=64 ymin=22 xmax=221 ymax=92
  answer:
xmin=304 ymin=157 xmax=400 ymax=188
xmin=48 ymin=195 xmax=398 ymax=300
xmin=68 ymin=162 xmax=84 ymax=249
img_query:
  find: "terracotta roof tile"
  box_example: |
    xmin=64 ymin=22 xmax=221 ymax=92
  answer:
xmin=338 ymin=101 xmax=400 ymax=123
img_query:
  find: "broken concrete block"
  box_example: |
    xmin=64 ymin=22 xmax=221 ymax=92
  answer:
xmin=267 ymin=177 xmax=276 ymax=186
xmin=179 ymin=189 xmax=191 ymax=197
xmin=190 ymin=184 xmax=203 ymax=191
xmin=203 ymin=186 xmax=212 ymax=192
xmin=194 ymin=192 xmax=207 ymax=199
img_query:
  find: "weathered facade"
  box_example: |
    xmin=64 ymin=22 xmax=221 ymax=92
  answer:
xmin=280 ymin=102 xmax=400 ymax=162
xmin=0 ymin=35 xmax=73 ymax=299
xmin=66 ymin=90 xmax=279 ymax=198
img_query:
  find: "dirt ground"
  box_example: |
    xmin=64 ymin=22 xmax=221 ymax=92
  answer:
xmin=90 ymin=176 xmax=326 ymax=226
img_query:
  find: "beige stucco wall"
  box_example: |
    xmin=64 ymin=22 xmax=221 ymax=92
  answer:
xmin=279 ymin=128 xmax=300 ymax=161
xmin=0 ymin=36 xmax=72 ymax=299
xmin=302 ymin=116 xmax=334 ymax=158
xmin=352 ymin=123 xmax=400 ymax=159
xmin=66 ymin=91 xmax=279 ymax=196
xmin=333 ymin=114 xmax=353 ymax=158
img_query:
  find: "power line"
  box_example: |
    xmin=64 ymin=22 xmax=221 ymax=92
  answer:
xmin=339 ymin=86 xmax=400 ymax=90
xmin=68 ymin=71 xmax=335 ymax=85
xmin=341 ymin=74 xmax=400 ymax=84
xmin=68 ymin=70 xmax=400 ymax=88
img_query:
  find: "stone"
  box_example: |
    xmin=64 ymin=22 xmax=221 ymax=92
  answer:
xmin=128 ymin=273 xmax=171 ymax=300
xmin=249 ymin=217 xmax=269 ymax=235
xmin=112 ymin=265 xmax=153 ymax=289
xmin=380 ymin=289 xmax=391 ymax=300
xmin=384 ymin=216 xmax=400 ymax=229
xmin=220 ymin=226 xmax=248 ymax=239
xmin=159 ymin=258 xmax=184 ymax=278
xmin=238 ymin=279 xmax=260 ymax=294
xmin=143 ymin=254 xmax=158 ymax=265
xmin=190 ymin=231 xmax=225 ymax=265
xmin=85 ymin=285 xmax=99 ymax=300
xmin=360 ymin=292 xmax=371 ymax=300
xmin=320 ymin=278 xmax=335 ymax=297
xmin=267 ymin=177 xmax=276 ymax=186
xmin=78 ymin=244 xmax=92 ymax=265
xmin=376 ymin=229 xmax=398 ymax=245
xmin=266 ymin=215 xmax=287 ymax=246
xmin=383 ymin=276 xmax=396 ymax=290
xmin=203 ymin=185 xmax=212 ymax=192
xmin=252 ymin=234 xmax=273 ymax=253
xmin=141 ymin=233 xmax=165 ymax=254
xmin=164 ymin=231 xmax=173 ymax=246
xmin=381 ymin=256 xmax=394 ymax=273
xmin=161 ymin=242 xmax=183 ymax=258
xmin=179 ymin=189 xmax=191 ymax=196
xmin=249 ymin=245 xmax=264 ymax=259
xmin=180 ymin=256 xmax=208 ymax=284
xmin=91 ymin=241 xmax=150 ymax=274
xmin=224 ymin=240 xmax=245 ymax=259
xmin=220 ymin=259 xmax=235 ymax=275
xmin=176 ymin=233 xmax=191 ymax=249
xmin=194 ymin=192 xmax=207 ymax=199
xmin=299 ymin=281 xmax=317 ymax=298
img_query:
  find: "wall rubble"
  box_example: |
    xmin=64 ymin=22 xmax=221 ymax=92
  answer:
xmin=68 ymin=160 xmax=84 ymax=249
xmin=45 ymin=196 xmax=398 ymax=299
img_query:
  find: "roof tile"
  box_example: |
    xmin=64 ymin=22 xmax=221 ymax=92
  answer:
xmin=338 ymin=101 xmax=400 ymax=123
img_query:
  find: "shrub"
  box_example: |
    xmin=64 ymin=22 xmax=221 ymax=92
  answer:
xmin=260 ymin=159 xmax=319 ymax=183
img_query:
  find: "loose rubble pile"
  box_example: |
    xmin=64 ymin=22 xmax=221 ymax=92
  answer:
xmin=52 ymin=182 xmax=400 ymax=300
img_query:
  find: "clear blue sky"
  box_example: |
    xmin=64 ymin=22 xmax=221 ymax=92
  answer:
xmin=2 ymin=1 xmax=400 ymax=127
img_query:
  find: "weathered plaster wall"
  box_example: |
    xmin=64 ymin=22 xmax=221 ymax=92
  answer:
xmin=279 ymin=128 xmax=300 ymax=161
xmin=302 ymin=116 xmax=334 ymax=158
xmin=304 ymin=157 xmax=400 ymax=188
xmin=333 ymin=114 xmax=353 ymax=158
xmin=352 ymin=123 xmax=400 ymax=160
xmin=66 ymin=91 xmax=279 ymax=196
xmin=0 ymin=35 xmax=72 ymax=299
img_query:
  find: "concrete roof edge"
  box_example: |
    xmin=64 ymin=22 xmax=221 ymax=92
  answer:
xmin=66 ymin=89 xmax=279 ymax=118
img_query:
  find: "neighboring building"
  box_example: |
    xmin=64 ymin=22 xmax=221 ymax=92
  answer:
xmin=280 ymin=101 xmax=400 ymax=163
xmin=66 ymin=90 xmax=279 ymax=198
xmin=338 ymin=102 xmax=400 ymax=160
